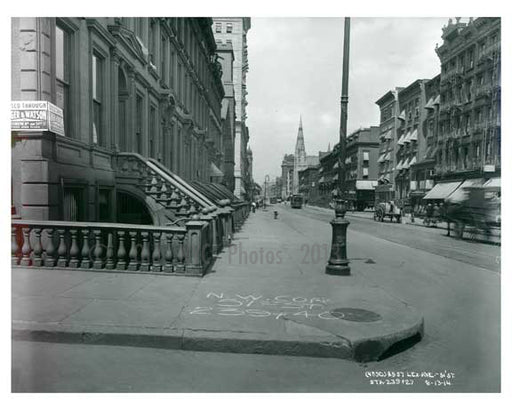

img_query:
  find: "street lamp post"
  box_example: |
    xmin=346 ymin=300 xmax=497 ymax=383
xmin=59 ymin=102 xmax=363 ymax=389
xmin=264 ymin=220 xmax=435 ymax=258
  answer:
xmin=326 ymin=17 xmax=351 ymax=276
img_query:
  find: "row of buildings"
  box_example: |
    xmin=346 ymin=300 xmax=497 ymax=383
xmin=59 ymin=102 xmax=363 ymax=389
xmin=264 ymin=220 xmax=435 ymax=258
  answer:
xmin=11 ymin=17 xmax=254 ymax=223
xmin=284 ymin=17 xmax=501 ymax=211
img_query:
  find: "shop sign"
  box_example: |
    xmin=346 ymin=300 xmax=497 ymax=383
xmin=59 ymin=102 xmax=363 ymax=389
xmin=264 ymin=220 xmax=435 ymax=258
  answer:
xmin=11 ymin=101 xmax=65 ymax=136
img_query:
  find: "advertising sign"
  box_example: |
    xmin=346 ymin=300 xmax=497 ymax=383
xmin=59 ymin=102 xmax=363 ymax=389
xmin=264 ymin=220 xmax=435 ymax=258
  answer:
xmin=11 ymin=101 xmax=65 ymax=136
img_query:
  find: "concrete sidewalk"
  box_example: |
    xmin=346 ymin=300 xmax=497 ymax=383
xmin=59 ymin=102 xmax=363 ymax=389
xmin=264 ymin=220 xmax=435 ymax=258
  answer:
xmin=12 ymin=209 xmax=424 ymax=362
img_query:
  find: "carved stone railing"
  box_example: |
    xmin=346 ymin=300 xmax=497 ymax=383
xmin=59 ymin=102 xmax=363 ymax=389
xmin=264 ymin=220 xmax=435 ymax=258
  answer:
xmin=12 ymin=219 xmax=213 ymax=276
xmin=116 ymin=152 xmax=216 ymax=222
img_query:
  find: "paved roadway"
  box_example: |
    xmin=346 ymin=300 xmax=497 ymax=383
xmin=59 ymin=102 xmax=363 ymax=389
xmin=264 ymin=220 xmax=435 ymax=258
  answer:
xmin=12 ymin=203 xmax=500 ymax=392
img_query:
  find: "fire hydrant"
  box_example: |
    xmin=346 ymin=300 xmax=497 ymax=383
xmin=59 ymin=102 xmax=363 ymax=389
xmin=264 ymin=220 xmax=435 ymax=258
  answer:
xmin=274 ymin=210 xmax=278 ymax=219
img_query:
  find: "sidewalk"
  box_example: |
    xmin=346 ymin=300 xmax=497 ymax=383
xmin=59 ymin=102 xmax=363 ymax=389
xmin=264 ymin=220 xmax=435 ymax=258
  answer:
xmin=12 ymin=209 xmax=423 ymax=362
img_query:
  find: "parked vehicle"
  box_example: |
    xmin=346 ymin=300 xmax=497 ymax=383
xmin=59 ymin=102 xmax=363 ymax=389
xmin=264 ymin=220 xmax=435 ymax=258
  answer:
xmin=443 ymin=186 xmax=500 ymax=239
xmin=374 ymin=201 xmax=402 ymax=223
xmin=291 ymin=194 xmax=303 ymax=209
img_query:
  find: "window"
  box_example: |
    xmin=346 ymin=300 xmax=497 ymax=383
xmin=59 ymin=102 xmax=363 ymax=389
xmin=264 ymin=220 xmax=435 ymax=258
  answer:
xmin=98 ymin=189 xmax=111 ymax=222
xmin=215 ymin=22 xmax=222 ymax=33
xmin=161 ymin=35 xmax=167 ymax=82
xmin=226 ymin=23 xmax=233 ymax=33
xmin=135 ymin=18 xmax=143 ymax=40
xmin=92 ymin=53 xmax=103 ymax=146
xmin=362 ymin=167 xmax=369 ymax=178
xmin=149 ymin=104 xmax=157 ymax=159
xmin=136 ymin=94 xmax=144 ymax=154
xmin=63 ymin=187 xmax=84 ymax=221
xmin=56 ymin=24 xmax=71 ymax=137
xmin=149 ymin=19 xmax=156 ymax=65
xmin=363 ymin=151 xmax=369 ymax=161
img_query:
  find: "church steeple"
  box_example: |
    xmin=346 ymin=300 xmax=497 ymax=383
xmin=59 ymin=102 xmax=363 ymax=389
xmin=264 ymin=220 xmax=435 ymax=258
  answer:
xmin=295 ymin=115 xmax=306 ymax=156
xmin=292 ymin=116 xmax=307 ymax=194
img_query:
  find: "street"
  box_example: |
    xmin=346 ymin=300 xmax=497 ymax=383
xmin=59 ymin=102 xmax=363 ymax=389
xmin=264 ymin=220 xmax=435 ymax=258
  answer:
xmin=12 ymin=204 xmax=500 ymax=392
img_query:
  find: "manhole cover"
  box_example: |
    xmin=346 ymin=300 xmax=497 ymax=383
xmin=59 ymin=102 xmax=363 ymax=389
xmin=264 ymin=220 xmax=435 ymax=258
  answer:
xmin=330 ymin=308 xmax=382 ymax=322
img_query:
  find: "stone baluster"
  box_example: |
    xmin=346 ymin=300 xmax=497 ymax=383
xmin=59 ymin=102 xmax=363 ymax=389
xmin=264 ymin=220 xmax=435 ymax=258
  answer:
xmin=45 ymin=228 xmax=57 ymax=267
xmin=160 ymin=183 xmax=168 ymax=202
xmin=12 ymin=227 xmax=20 ymax=265
xmin=20 ymin=227 xmax=32 ymax=266
xmin=105 ymin=232 xmax=115 ymax=270
xmin=116 ymin=231 xmax=127 ymax=270
xmin=68 ymin=229 xmax=80 ymax=268
xmin=169 ymin=189 xmax=180 ymax=210
xmin=128 ymin=231 xmax=139 ymax=271
xmin=140 ymin=231 xmax=150 ymax=271
xmin=57 ymin=228 xmax=68 ymax=267
xmin=151 ymin=231 xmax=162 ymax=272
xmin=175 ymin=233 xmax=186 ymax=273
xmin=92 ymin=230 xmax=104 ymax=269
xmin=164 ymin=232 xmax=174 ymax=273
xmin=30 ymin=227 xmax=43 ymax=267
xmin=80 ymin=229 xmax=91 ymax=269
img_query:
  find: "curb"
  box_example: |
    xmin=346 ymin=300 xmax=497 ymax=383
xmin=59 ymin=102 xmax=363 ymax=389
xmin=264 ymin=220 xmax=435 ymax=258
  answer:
xmin=12 ymin=318 xmax=424 ymax=363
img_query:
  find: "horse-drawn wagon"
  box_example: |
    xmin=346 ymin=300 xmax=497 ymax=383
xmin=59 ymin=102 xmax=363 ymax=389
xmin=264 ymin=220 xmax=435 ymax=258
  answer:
xmin=373 ymin=201 xmax=402 ymax=223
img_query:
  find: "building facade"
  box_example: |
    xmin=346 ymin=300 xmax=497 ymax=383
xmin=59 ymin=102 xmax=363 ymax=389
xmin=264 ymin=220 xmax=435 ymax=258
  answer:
xmin=375 ymin=88 xmax=401 ymax=203
xmin=434 ymin=17 xmax=501 ymax=184
xmin=344 ymin=127 xmax=380 ymax=209
xmin=280 ymin=154 xmax=294 ymax=200
xmin=12 ymin=17 xmax=226 ymax=222
xmin=212 ymin=17 xmax=251 ymax=200
xmin=409 ymin=75 xmax=440 ymax=202
xmin=395 ymin=79 xmax=430 ymax=205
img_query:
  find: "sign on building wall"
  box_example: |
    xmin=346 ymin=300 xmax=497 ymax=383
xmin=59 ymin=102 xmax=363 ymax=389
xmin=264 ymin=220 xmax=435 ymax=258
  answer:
xmin=11 ymin=101 xmax=65 ymax=136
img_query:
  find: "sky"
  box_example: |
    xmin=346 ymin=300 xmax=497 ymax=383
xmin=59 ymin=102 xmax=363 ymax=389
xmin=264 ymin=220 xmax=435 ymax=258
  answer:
xmin=246 ymin=17 xmax=449 ymax=185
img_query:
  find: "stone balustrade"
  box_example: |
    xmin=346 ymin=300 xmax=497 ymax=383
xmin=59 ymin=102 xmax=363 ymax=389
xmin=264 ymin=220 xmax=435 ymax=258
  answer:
xmin=12 ymin=219 xmax=213 ymax=276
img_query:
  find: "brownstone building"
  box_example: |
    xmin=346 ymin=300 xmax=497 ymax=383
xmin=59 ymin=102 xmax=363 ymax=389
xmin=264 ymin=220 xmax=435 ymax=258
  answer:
xmin=11 ymin=17 xmax=229 ymax=223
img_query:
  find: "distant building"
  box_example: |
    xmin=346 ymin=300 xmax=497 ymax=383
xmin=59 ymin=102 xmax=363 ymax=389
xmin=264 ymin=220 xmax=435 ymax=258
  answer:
xmin=395 ymin=79 xmax=430 ymax=206
xmin=344 ymin=127 xmax=380 ymax=210
xmin=375 ymin=88 xmax=402 ymax=203
xmin=281 ymin=153 xmax=294 ymax=199
xmin=298 ymin=165 xmax=320 ymax=204
xmin=213 ymin=17 xmax=252 ymax=200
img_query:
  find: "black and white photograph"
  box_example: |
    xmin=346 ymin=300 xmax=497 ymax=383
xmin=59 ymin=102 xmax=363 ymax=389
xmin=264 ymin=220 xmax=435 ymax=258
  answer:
xmin=6 ymin=0 xmax=509 ymax=400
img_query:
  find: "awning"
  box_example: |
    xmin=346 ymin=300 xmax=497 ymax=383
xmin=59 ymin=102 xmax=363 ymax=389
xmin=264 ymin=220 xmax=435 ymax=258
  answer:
xmin=383 ymin=152 xmax=391 ymax=161
xmin=345 ymin=157 xmax=351 ymax=164
xmin=398 ymin=110 xmax=406 ymax=121
xmin=446 ymin=178 xmax=485 ymax=203
xmin=484 ymin=177 xmax=501 ymax=188
xmin=380 ymin=130 xmax=392 ymax=140
xmin=433 ymin=95 xmax=440 ymax=105
xmin=333 ymin=174 xmax=339 ymax=181
xmin=356 ymin=180 xmax=377 ymax=190
xmin=423 ymin=181 xmax=463 ymax=200
xmin=210 ymin=162 xmax=224 ymax=178
xmin=408 ymin=156 xmax=417 ymax=167
xmin=403 ymin=131 xmax=412 ymax=144
xmin=397 ymin=132 xmax=406 ymax=145
xmin=319 ymin=177 xmax=325 ymax=183
xmin=409 ymin=129 xmax=418 ymax=141
xmin=378 ymin=154 xmax=386 ymax=163
xmin=402 ymin=157 xmax=411 ymax=170
xmin=396 ymin=159 xmax=404 ymax=170
xmin=425 ymin=97 xmax=435 ymax=110
xmin=333 ymin=162 xmax=339 ymax=169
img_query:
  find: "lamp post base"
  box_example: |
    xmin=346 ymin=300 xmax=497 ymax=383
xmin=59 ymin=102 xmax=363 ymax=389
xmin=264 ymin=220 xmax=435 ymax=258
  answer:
xmin=325 ymin=199 xmax=351 ymax=276
xmin=326 ymin=263 xmax=351 ymax=276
